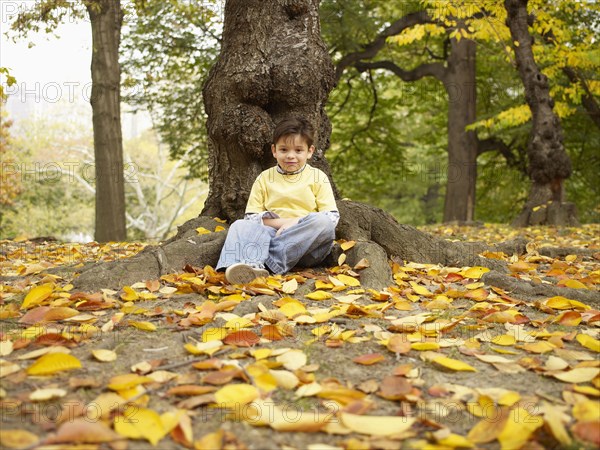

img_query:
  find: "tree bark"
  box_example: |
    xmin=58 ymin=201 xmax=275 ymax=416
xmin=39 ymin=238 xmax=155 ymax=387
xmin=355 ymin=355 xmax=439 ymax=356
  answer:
xmin=201 ymin=0 xmax=337 ymax=222
xmin=504 ymin=0 xmax=579 ymax=227
xmin=87 ymin=0 xmax=127 ymax=242
xmin=443 ymin=36 xmax=478 ymax=222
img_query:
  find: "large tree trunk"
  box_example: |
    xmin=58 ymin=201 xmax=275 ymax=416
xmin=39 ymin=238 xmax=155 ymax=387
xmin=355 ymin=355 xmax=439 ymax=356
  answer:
xmin=443 ymin=36 xmax=477 ymax=222
xmin=87 ymin=0 xmax=127 ymax=242
xmin=504 ymin=0 xmax=579 ymax=227
xmin=201 ymin=0 xmax=337 ymax=222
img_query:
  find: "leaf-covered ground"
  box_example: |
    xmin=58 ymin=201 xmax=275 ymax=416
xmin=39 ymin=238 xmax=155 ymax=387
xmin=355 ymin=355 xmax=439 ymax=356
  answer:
xmin=1 ymin=224 xmax=599 ymax=450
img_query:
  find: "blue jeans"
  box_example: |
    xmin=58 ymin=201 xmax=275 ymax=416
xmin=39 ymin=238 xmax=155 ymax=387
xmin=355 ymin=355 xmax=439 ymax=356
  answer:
xmin=216 ymin=213 xmax=336 ymax=274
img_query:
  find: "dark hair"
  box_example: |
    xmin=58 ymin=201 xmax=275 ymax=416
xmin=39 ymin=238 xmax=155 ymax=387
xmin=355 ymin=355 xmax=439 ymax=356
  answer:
xmin=272 ymin=117 xmax=315 ymax=147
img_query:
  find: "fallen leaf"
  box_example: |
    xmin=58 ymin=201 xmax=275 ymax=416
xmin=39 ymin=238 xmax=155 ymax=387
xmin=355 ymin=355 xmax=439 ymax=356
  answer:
xmin=26 ymin=353 xmax=81 ymax=375
xmin=114 ymin=405 xmax=166 ymax=445
xmin=223 ymin=330 xmax=260 ymax=347
xmin=432 ymin=356 xmax=477 ymax=372
xmin=552 ymin=368 xmax=600 ymax=383
xmin=214 ymin=384 xmax=259 ymax=408
xmin=497 ymin=406 xmax=543 ymax=450
xmin=29 ymin=388 xmax=67 ymax=401
xmin=0 ymin=429 xmax=39 ymax=449
xmin=339 ymin=413 xmax=415 ymax=436
xmin=353 ymin=353 xmax=385 ymax=365
xmin=276 ymin=349 xmax=307 ymax=370
xmin=576 ymin=334 xmax=600 ymax=352
xmin=46 ymin=418 xmax=121 ymax=444
xmin=92 ymin=349 xmax=117 ymax=362
xmin=21 ymin=283 xmax=54 ymax=309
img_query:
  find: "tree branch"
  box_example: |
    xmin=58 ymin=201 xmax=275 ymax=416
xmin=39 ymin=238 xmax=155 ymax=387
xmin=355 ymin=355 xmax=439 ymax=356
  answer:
xmin=355 ymin=60 xmax=447 ymax=83
xmin=335 ymin=10 xmax=433 ymax=81
xmin=562 ymin=67 xmax=600 ymax=130
xmin=476 ymin=136 xmax=526 ymax=173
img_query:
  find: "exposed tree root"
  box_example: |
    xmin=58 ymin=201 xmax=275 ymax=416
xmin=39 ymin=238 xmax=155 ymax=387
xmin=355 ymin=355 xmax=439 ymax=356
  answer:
xmin=72 ymin=217 xmax=226 ymax=291
xmin=69 ymin=201 xmax=596 ymax=303
xmin=483 ymin=271 xmax=599 ymax=304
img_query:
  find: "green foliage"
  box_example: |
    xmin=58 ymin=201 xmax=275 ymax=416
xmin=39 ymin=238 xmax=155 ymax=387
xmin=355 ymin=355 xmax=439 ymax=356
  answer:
xmin=120 ymin=0 xmax=220 ymax=179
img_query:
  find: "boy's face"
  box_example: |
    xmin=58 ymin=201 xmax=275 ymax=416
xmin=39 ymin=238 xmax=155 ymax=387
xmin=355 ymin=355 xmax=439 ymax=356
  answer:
xmin=271 ymin=134 xmax=314 ymax=173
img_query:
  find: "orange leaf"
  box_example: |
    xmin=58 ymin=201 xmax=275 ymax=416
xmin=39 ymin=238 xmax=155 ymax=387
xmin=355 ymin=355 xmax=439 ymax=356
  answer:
xmin=261 ymin=325 xmax=284 ymax=341
xmin=223 ymin=330 xmax=260 ymax=347
xmin=572 ymin=421 xmax=600 ymax=447
xmin=353 ymin=353 xmax=385 ymax=365
xmin=378 ymin=375 xmax=412 ymax=400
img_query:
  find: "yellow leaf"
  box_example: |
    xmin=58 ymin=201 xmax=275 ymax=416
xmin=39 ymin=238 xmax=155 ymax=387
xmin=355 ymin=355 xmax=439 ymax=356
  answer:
xmin=215 ymin=225 xmax=225 ymax=232
xmin=276 ymin=349 xmax=307 ymax=370
xmin=107 ymin=373 xmax=153 ymax=391
xmin=437 ymin=433 xmax=474 ymax=448
xmin=573 ymin=385 xmax=600 ymax=397
xmin=573 ymin=400 xmax=600 ymax=422
xmin=409 ymin=281 xmax=433 ymax=297
xmin=543 ymin=403 xmax=572 ymax=446
xmin=498 ymin=407 xmax=543 ymax=450
xmin=411 ymin=342 xmax=440 ymax=351
xmin=336 ymin=274 xmax=361 ymax=287
xmin=120 ymin=286 xmax=139 ymax=301
xmin=432 ymin=356 xmax=477 ymax=372
xmin=281 ymin=278 xmax=298 ymax=294
xmin=565 ymin=254 xmax=577 ymax=262
xmin=202 ymin=327 xmax=228 ymax=342
xmin=305 ymin=290 xmax=333 ymax=301
xmin=553 ymin=368 xmax=600 ymax=383
xmin=196 ymin=227 xmax=211 ymax=235
xmin=92 ymin=349 xmax=117 ymax=362
xmin=21 ymin=283 xmax=54 ymax=310
xmin=461 ymin=266 xmax=489 ymax=279
xmin=545 ymin=296 xmax=590 ymax=310
xmin=279 ymin=300 xmax=307 ymax=318
xmin=114 ymin=405 xmax=166 ymax=446
xmin=492 ymin=335 xmax=516 ymax=346
xmin=26 ymin=353 xmax=81 ymax=375
xmin=214 ymin=384 xmax=259 ymax=408
xmin=129 ymin=321 xmax=157 ymax=332
xmin=340 ymin=413 xmax=415 ymax=436
xmin=224 ymin=317 xmax=253 ymax=329
xmin=0 ymin=429 xmax=39 ymax=449
xmin=340 ymin=241 xmax=356 ymax=251
xmin=194 ymin=429 xmax=224 ymax=450
xmin=576 ymin=334 xmax=600 ymax=352
xmin=338 ymin=253 xmax=347 ymax=265
xmin=563 ymin=279 xmax=587 ymax=289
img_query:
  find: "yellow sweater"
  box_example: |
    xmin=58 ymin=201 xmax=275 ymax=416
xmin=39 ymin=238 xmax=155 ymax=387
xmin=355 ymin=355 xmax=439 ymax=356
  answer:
xmin=245 ymin=164 xmax=337 ymax=218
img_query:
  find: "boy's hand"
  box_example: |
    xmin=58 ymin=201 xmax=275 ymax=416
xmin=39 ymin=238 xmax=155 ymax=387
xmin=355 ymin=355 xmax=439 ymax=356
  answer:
xmin=275 ymin=217 xmax=300 ymax=236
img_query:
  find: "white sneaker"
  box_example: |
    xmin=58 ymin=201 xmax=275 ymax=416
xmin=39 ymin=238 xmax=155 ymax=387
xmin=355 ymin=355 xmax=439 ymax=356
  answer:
xmin=225 ymin=263 xmax=269 ymax=285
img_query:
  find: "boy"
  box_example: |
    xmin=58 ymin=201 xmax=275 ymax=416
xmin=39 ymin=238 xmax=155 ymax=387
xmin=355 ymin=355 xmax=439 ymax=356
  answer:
xmin=216 ymin=117 xmax=339 ymax=284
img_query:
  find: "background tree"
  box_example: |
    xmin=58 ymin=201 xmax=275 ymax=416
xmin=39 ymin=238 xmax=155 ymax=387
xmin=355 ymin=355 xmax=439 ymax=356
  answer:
xmin=0 ymin=111 xmax=22 ymax=231
xmin=504 ymin=0 xmax=578 ymax=226
xmin=120 ymin=0 xmax=221 ymax=179
xmin=11 ymin=0 xmax=126 ymax=242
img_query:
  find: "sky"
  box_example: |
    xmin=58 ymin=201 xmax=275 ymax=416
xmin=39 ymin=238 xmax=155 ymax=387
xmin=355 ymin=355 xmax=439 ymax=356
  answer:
xmin=1 ymin=3 xmax=92 ymax=117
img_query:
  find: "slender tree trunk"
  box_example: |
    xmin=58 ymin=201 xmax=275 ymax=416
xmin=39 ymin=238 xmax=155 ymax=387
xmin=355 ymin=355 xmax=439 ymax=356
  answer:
xmin=443 ymin=36 xmax=478 ymax=222
xmin=87 ymin=0 xmax=127 ymax=242
xmin=201 ymin=0 xmax=337 ymax=222
xmin=504 ymin=0 xmax=579 ymax=227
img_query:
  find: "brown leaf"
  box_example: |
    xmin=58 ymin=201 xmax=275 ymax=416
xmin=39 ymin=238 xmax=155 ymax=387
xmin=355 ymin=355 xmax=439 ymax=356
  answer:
xmin=223 ymin=330 xmax=260 ymax=347
xmin=572 ymin=421 xmax=600 ymax=446
xmin=353 ymin=353 xmax=385 ymax=366
xmin=202 ymin=369 xmax=241 ymax=385
xmin=387 ymin=334 xmax=411 ymax=354
xmin=377 ymin=376 xmax=412 ymax=400
xmin=261 ymin=324 xmax=284 ymax=341
xmin=45 ymin=418 xmax=122 ymax=444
